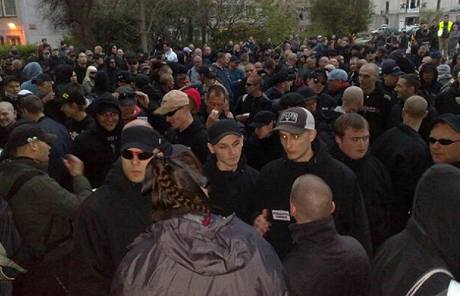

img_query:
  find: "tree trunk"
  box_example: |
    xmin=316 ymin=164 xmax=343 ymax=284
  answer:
xmin=436 ymin=0 xmax=441 ymax=11
xmin=140 ymin=0 xmax=148 ymax=52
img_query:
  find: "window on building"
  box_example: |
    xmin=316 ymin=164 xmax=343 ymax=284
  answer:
xmin=6 ymin=36 xmax=20 ymax=45
xmin=410 ymin=0 xmax=416 ymax=8
xmin=386 ymin=1 xmax=389 ymax=13
xmin=2 ymin=0 xmax=16 ymax=16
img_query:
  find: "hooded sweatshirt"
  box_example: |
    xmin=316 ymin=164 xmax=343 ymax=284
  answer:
xmin=369 ymin=164 xmax=460 ymax=296
xmin=111 ymin=214 xmax=288 ymax=296
xmin=20 ymin=62 xmax=43 ymax=95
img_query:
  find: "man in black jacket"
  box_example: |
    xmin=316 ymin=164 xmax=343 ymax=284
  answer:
xmin=254 ymin=107 xmax=371 ymax=258
xmin=157 ymin=90 xmax=209 ymax=164
xmin=70 ymin=124 xmax=162 ymax=296
xmin=72 ymin=97 xmax=123 ymax=188
xmin=372 ymin=96 xmax=430 ymax=234
xmin=331 ymin=113 xmax=393 ymax=250
xmin=284 ymin=174 xmax=370 ymax=296
xmin=204 ymin=120 xmax=258 ymax=222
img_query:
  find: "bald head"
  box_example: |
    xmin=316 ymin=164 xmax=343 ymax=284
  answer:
xmin=123 ymin=119 xmax=153 ymax=130
xmin=403 ymin=95 xmax=428 ymax=119
xmin=0 ymin=101 xmax=14 ymax=112
xmin=360 ymin=63 xmax=379 ymax=76
xmin=290 ymin=174 xmax=333 ymax=223
xmin=342 ymin=86 xmax=364 ymax=113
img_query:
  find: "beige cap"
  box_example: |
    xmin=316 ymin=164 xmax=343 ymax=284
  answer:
xmin=154 ymin=90 xmax=190 ymax=115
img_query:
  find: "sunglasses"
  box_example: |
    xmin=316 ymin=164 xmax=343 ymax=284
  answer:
xmin=165 ymin=107 xmax=181 ymax=117
xmin=245 ymin=83 xmax=254 ymax=87
xmin=121 ymin=149 xmax=154 ymax=160
xmin=428 ymin=137 xmax=460 ymax=145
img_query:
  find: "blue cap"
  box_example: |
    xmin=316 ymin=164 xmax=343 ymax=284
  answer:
xmin=327 ymin=69 xmax=348 ymax=82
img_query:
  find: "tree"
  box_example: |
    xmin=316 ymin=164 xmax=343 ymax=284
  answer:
xmin=309 ymin=0 xmax=372 ymax=36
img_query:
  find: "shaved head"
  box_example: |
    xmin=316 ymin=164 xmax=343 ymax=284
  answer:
xmin=123 ymin=119 xmax=153 ymax=130
xmin=403 ymin=95 xmax=428 ymax=119
xmin=290 ymin=174 xmax=333 ymax=223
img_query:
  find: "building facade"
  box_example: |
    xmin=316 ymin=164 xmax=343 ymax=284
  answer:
xmin=371 ymin=0 xmax=460 ymax=30
xmin=0 ymin=0 xmax=65 ymax=46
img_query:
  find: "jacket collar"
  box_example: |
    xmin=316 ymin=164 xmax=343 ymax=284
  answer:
xmin=289 ymin=216 xmax=338 ymax=245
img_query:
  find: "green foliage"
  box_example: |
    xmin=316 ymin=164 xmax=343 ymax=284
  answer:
xmin=309 ymin=0 xmax=372 ymax=36
xmin=419 ymin=9 xmax=444 ymax=26
xmin=0 ymin=44 xmax=37 ymax=59
xmin=258 ymin=0 xmax=298 ymax=44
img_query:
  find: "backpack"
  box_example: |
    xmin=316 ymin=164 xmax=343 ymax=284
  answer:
xmin=0 ymin=171 xmax=43 ymax=262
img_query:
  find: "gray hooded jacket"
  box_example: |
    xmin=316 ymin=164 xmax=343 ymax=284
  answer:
xmin=110 ymin=214 xmax=287 ymax=296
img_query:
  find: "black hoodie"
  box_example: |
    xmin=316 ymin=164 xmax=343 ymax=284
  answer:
xmin=369 ymin=164 xmax=460 ymax=296
xmin=70 ymin=160 xmax=152 ymax=296
xmin=71 ymin=98 xmax=123 ymax=188
xmin=203 ymin=155 xmax=259 ymax=222
xmin=255 ymin=139 xmax=372 ymax=258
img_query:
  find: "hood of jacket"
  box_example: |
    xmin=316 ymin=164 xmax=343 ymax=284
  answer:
xmin=136 ymin=214 xmax=255 ymax=276
xmin=22 ymin=62 xmax=42 ymax=81
xmin=408 ymin=164 xmax=460 ymax=278
xmin=92 ymin=97 xmax=123 ymax=137
xmin=104 ymin=159 xmax=143 ymax=194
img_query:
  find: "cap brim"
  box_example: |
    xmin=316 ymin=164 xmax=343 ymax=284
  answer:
xmin=433 ymin=117 xmax=460 ymax=133
xmin=154 ymin=105 xmax=181 ymax=115
xmin=121 ymin=142 xmax=157 ymax=152
xmin=249 ymin=122 xmax=265 ymax=128
xmin=209 ymin=131 xmax=242 ymax=145
xmin=273 ymin=124 xmax=309 ymax=135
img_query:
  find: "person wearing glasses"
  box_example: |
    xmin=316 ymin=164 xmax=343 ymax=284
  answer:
xmin=70 ymin=124 xmax=163 ymax=296
xmin=372 ymin=96 xmax=430 ymax=234
xmin=72 ymin=97 xmax=123 ymax=188
xmin=429 ymin=113 xmax=460 ymax=167
xmin=156 ymin=90 xmax=209 ymax=164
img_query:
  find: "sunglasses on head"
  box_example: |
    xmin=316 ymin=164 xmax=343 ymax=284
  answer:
xmin=165 ymin=107 xmax=181 ymax=117
xmin=121 ymin=149 xmax=154 ymax=160
xmin=428 ymin=137 xmax=460 ymax=145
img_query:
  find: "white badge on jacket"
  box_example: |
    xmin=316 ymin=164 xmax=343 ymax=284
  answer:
xmin=272 ymin=210 xmax=291 ymax=221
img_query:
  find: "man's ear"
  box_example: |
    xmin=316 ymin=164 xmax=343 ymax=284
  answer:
xmin=207 ymin=143 xmax=215 ymax=154
xmin=330 ymin=201 xmax=336 ymax=215
xmin=335 ymin=135 xmax=342 ymax=146
xmin=290 ymin=201 xmax=296 ymax=218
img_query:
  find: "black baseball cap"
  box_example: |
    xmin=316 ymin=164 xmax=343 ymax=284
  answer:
xmin=121 ymin=126 xmax=162 ymax=152
xmin=432 ymin=114 xmax=460 ymax=133
xmin=382 ymin=59 xmax=403 ymax=76
xmin=32 ymin=73 xmax=53 ymax=84
xmin=208 ymin=120 xmax=242 ymax=145
xmin=249 ymin=111 xmax=277 ymax=128
xmin=117 ymin=71 xmax=132 ymax=83
xmin=58 ymin=90 xmax=87 ymax=106
xmin=271 ymin=70 xmax=295 ymax=85
xmin=5 ymin=124 xmax=56 ymax=153
xmin=116 ymin=86 xmax=136 ymax=106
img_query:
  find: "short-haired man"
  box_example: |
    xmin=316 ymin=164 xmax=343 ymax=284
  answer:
xmin=188 ymin=55 xmax=203 ymax=84
xmin=331 ymin=113 xmax=393 ymax=249
xmin=254 ymin=107 xmax=371 ymax=258
xmin=284 ymin=174 xmax=370 ymax=296
xmin=381 ymin=59 xmax=403 ymax=103
xmin=70 ymin=125 xmax=163 ymax=296
xmin=429 ymin=113 xmax=460 ymax=167
xmin=0 ymin=124 xmax=91 ymax=295
xmin=392 ymin=73 xmax=437 ymax=140
xmin=211 ymin=52 xmax=234 ymax=102
xmin=435 ymin=70 xmax=460 ymax=115
xmin=201 ymin=85 xmax=233 ymax=128
xmin=156 ymin=90 xmax=209 ymax=163
xmin=203 ymin=120 xmax=258 ymax=222
xmin=244 ymin=111 xmax=283 ymax=170
xmin=0 ymin=102 xmax=16 ymax=148
xmin=1 ymin=76 xmax=21 ymax=111
xmin=372 ymin=96 xmax=430 ymax=233
xmin=334 ymin=86 xmax=364 ymax=114
xmin=234 ymin=74 xmax=272 ymax=121
xmin=359 ymin=63 xmax=393 ymax=141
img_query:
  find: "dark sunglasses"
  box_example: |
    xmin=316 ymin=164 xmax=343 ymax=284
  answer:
xmin=428 ymin=137 xmax=460 ymax=145
xmin=165 ymin=107 xmax=181 ymax=117
xmin=121 ymin=149 xmax=154 ymax=160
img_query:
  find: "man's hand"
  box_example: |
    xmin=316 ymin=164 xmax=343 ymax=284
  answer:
xmin=253 ymin=209 xmax=271 ymax=236
xmin=41 ymin=91 xmax=55 ymax=103
xmin=63 ymin=154 xmax=84 ymax=177
xmin=206 ymin=109 xmax=220 ymax=128
xmin=135 ymin=91 xmax=150 ymax=108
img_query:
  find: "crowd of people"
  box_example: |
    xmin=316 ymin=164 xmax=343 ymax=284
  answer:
xmin=0 ymin=14 xmax=460 ymax=295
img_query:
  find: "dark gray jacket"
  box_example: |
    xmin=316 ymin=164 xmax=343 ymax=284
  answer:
xmin=111 ymin=214 xmax=287 ymax=296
